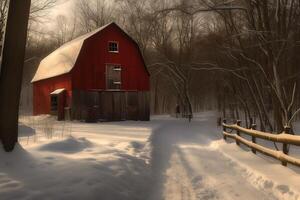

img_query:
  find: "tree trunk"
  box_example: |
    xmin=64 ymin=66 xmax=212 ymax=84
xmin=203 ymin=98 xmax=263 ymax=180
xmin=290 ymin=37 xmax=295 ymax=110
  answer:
xmin=154 ymin=78 xmax=159 ymax=114
xmin=184 ymin=82 xmax=193 ymax=118
xmin=0 ymin=0 xmax=31 ymax=152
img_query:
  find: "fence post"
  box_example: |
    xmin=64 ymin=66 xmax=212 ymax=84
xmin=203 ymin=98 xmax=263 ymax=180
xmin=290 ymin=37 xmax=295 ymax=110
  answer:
xmin=236 ymin=120 xmax=242 ymax=146
xmin=251 ymin=124 xmax=257 ymax=154
xmin=223 ymin=119 xmax=227 ymax=140
xmin=282 ymin=126 xmax=291 ymax=167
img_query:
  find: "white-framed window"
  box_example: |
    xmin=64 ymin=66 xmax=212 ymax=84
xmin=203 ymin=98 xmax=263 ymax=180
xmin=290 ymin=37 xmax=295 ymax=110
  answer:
xmin=106 ymin=65 xmax=122 ymax=90
xmin=108 ymin=41 xmax=119 ymax=53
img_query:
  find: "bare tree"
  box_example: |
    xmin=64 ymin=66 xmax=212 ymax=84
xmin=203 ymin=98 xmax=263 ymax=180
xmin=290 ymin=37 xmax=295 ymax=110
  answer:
xmin=146 ymin=0 xmax=300 ymax=128
xmin=30 ymin=0 xmax=59 ymax=22
xmin=116 ymin=0 xmax=157 ymax=57
xmin=0 ymin=0 xmax=60 ymax=53
xmin=0 ymin=0 xmax=61 ymax=151
xmin=185 ymin=0 xmax=300 ymax=131
xmin=51 ymin=14 xmax=77 ymax=47
xmin=0 ymin=0 xmax=31 ymax=152
xmin=76 ymin=0 xmax=114 ymax=33
xmin=0 ymin=0 xmax=8 ymax=44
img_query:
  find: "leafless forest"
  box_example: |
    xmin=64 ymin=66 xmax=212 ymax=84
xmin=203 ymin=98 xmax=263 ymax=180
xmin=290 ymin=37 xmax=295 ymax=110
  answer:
xmin=2 ymin=0 xmax=300 ymax=132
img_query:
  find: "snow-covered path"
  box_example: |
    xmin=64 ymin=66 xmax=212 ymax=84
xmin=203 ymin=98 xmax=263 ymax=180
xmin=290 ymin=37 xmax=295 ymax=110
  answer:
xmin=1 ymin=112 xmax=300 ymax=200
xmin=148 ymin=114 xmax=278 ymax=200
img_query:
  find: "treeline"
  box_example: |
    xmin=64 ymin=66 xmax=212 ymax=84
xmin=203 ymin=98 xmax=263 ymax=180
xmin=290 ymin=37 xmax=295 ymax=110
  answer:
xmin=14 ymin=0 xmax=300 ymax=131
xmin=203 ymin=0 xmax=300 ymax=132
xmin=118 ymin=0 xmax=300 ymax=132
xmin=20 ymin=0 xmax=218 ymax=117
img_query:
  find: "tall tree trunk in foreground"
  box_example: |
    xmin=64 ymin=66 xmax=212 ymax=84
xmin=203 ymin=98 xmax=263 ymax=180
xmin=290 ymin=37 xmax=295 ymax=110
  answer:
xmin=0 ymin=0 xmax=31 ymax=152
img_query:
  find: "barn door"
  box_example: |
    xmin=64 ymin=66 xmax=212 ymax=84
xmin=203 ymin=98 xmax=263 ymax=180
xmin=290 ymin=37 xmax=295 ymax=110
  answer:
xmin=106 ymin=65 xmax=122 ymax=90
xmin=50 ymin=95 xmax=58 ymax=115
xmin=101 ymin=92 xmax=114 ymax=121
xmin=126 ymin=92 xmax=138 ymax=120
xmin=111 ymin=92 xmax=126 ymax=121
xmin=50 ymin=89 xmax=66 ymax=121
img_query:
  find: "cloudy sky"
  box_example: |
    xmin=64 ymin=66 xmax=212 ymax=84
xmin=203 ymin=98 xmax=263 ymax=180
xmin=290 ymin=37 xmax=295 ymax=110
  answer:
xmin=49 ymin=0 xmax=74 ymax=18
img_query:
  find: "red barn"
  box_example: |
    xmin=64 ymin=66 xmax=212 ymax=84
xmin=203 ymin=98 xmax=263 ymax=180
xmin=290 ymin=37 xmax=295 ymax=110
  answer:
xmin=32 ymin=22 xmax=150 ymax=121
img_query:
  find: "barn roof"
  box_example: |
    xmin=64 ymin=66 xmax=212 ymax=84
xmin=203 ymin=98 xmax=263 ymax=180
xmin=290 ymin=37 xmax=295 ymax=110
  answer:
xmin=31 ymin=23 xmax=112 ymax=83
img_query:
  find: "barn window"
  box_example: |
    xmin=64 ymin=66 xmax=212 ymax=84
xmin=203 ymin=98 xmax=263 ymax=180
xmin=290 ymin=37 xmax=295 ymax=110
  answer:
xmin=108 ymin=42 xmax=119 ymax=53
xmin=106 ymin=65 xmax=122 ymax=90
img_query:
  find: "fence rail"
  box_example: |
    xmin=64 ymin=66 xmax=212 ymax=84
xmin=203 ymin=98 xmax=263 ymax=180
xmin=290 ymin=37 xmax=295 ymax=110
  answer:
xmin=222 ymin=119 xmax=300 ymax=167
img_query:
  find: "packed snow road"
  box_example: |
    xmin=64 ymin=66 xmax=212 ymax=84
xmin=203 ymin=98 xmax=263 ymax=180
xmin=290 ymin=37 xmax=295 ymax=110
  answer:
xmin=1 ymin=112 xmax=299 ymax=200
xmin=148 ymin=114 xmax=278 ymax=200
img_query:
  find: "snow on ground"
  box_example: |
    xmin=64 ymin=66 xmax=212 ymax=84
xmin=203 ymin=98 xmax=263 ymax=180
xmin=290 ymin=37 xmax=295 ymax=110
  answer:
xmin=1 ymin=112 xmax=300 ymax=200
xmin=147 ymin=113 xmax=299 ymax=200
xmin=1 ymin=120 xmax=157 ymax=200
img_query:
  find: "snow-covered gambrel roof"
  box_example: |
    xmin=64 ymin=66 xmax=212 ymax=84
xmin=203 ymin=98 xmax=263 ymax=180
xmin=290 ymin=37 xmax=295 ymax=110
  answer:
xmin=31 ymin=23 xmax=112 ymax=83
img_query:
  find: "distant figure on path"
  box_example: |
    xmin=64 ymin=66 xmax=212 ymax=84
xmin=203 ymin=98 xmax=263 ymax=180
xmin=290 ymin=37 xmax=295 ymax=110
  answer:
xmin=188 ymin=113 xmax=192 ymax=122
xmin=176 ymin=104 xmax=180 ymax=118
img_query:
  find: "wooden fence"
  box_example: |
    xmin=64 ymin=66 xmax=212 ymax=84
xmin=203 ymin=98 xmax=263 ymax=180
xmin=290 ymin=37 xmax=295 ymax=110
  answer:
xmin=222 ymin=119 xmax=300 ymax=167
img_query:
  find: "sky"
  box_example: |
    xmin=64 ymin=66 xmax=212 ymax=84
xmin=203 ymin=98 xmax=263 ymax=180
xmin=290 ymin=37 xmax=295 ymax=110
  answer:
xmin=49 ymin=0 xmax=74 ymax=21
xmin=48 ymin=0 xmax=116 ymax=20
xmin=38 ymin=0 xmax=74 ymax=31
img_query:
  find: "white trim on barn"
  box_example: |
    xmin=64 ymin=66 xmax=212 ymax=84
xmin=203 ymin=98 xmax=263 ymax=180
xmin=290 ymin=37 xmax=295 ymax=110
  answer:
xmin=50 ymin=88 xmax=66 ymax=95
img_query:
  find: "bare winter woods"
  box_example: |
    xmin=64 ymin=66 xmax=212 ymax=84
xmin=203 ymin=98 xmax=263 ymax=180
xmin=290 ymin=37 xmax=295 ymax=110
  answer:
xmin=10 ymin=0 xmax=300 ymax=132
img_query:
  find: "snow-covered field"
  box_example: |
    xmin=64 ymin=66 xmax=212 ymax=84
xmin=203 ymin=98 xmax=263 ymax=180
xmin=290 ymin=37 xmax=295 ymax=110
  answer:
xmin=1 ymin=112 xmax=300 ymax=200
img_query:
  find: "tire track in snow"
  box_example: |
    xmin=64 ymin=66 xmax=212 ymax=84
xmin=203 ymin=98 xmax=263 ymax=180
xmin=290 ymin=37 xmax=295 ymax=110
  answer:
xmin=163 ymin=151 xmax=197 ymax=200
xmin=177 ymin=145 xmax=277 ymax=200
xmin=149 ymin=114 xmax=278 ymax=200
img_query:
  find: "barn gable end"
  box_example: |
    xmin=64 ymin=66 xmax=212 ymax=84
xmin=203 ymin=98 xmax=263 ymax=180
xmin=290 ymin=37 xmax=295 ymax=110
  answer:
xmin=71 ymin=23 xmax=150 ymax=91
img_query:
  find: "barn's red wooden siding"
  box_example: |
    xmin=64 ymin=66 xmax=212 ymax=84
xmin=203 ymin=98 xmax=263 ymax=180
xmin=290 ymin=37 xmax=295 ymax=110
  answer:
xmin=33 ymin=74 xmax=72 ymax=115
xmin=71 ymin=24 xmax=150 ymax=91
xmin=33 ymin=23 xmax=150 ymax=116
